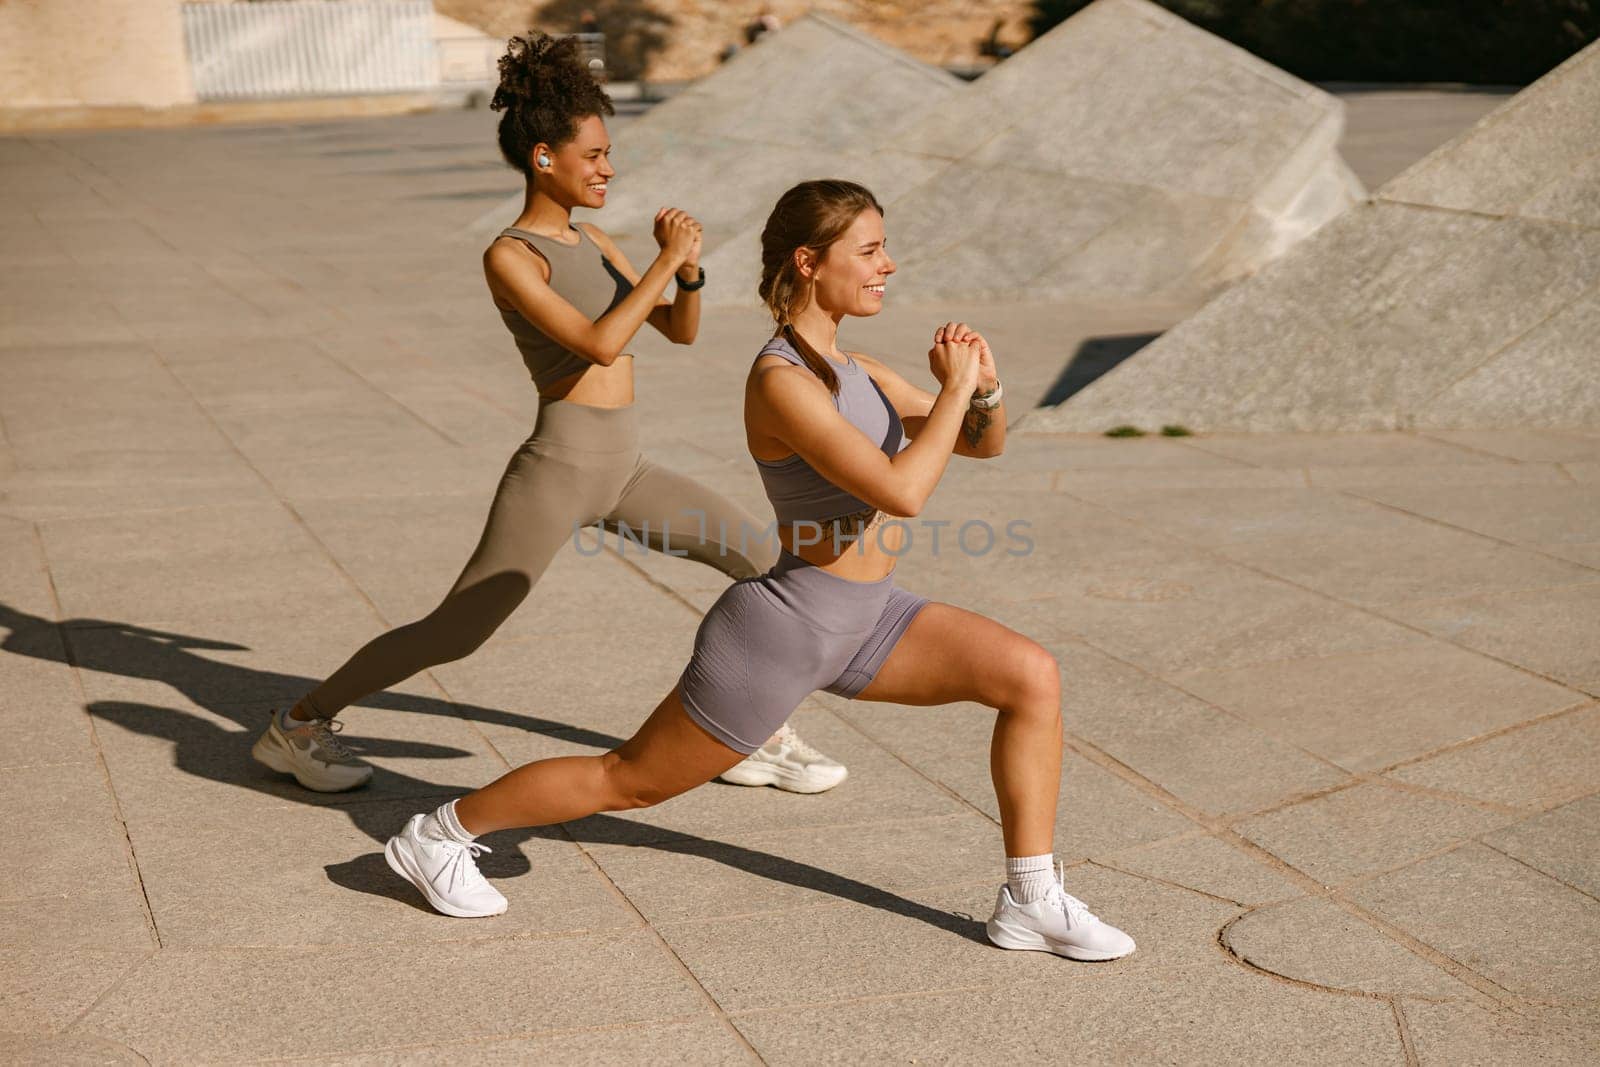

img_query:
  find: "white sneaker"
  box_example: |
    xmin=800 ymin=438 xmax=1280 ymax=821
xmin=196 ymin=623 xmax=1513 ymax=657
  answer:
xmin=251 ymin=709 xmax=373 ymax=792
xmin=384 ymin=813 xmax=508 ymax=918
xmin=717 ymin=723 xmax=848 ymax=793
xmin=986 ymin=864 xmax=1136 ymax=961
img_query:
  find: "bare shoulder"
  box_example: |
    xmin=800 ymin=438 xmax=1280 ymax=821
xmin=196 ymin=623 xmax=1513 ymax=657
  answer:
xmin=749 ymin=355 xmax=824 ymax=404
xmin=576 ymin=222 xmax=619 ymax=255
xmin=483 ymin=234 xmax=549 ymax=280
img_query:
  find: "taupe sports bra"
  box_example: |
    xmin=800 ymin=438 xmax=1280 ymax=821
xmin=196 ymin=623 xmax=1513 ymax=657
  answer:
xmin=495 ymin=225 xmax=634 ymax=389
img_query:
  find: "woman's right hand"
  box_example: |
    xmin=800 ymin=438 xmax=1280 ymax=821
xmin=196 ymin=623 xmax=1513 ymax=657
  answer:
xmin=653 ymin=207 xmax=702 ymax=267
xmin=928 ymin=321 xmax=982 ymax=397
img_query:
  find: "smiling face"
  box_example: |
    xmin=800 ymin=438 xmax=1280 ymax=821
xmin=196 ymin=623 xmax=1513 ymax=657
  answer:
xmin=536 ymin=114 xmax=614 ymax=210
xmin=805 ymin=208 xmax=895 ymax=318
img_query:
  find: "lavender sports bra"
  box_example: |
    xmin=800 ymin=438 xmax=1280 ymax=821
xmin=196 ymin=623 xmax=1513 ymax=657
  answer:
xmin=754 ymin=335 xmax=908 ymax=524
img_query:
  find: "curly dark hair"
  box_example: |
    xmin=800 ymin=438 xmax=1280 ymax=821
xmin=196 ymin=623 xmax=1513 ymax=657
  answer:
xmin=491 ymin=32 xmax=615 ymax=177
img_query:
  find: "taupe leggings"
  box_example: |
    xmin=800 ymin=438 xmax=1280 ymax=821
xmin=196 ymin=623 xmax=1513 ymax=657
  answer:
xmin=305 ymin=401 xmax=777 ymax=717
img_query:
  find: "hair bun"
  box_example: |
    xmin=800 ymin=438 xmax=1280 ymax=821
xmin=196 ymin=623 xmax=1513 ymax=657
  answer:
xmin=492 ymin=32 xmax=573 ymax=112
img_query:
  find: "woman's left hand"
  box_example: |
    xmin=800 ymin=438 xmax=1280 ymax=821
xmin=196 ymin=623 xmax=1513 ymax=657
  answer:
xmin=936 ymin=323 xmax=997 ymax=395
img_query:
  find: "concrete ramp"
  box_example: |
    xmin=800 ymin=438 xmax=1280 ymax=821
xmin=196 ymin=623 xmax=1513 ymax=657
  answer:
xmin=880 ymin=0 xmax=1363 ymax=304
xmin=1031 ymin=37 xmax=1600 ymax=433
xmin=472 ymin=14 xmax=961 ymax=305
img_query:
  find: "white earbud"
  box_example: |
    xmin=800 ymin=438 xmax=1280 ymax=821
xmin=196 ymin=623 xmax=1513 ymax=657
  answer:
xmin=537 ymin=152 xmax=551 ymax=169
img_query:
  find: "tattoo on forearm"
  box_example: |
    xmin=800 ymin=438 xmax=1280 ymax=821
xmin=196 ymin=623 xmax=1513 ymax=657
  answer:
xmin=962 ymin=406 xmax=992 ymax=449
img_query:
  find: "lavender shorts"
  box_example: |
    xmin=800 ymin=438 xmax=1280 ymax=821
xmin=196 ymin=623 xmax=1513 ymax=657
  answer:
xmin=677 ymin=550 xmax=929 ymax=753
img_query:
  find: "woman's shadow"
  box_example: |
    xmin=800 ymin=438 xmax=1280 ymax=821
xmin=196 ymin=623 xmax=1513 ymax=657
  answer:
xmin=0 ymin=600 xmax=986 ymax=942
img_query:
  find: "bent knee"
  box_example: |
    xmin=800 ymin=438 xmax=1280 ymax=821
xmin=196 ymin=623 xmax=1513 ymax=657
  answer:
xmin=995 ymin=641 xmax=1061 ymax=718
xmin=597 ymin=751 xmax=678 ymax=811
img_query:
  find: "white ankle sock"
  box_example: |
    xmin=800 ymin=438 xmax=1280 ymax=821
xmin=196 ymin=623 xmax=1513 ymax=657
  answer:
xmin=278 ymin=706 xmax=308 ymax=731
xmin=421 ymin=800 xmax=475 ymax=845
xmin=1006 ymin=853 xmax=1055 ymax=904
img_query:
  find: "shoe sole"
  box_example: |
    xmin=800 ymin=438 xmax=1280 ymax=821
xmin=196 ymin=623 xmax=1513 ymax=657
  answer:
xmin=251 ymin=733 xmax=372 ymax=793
xmin=383 ymin=836 xmax=507 ymax=919
xmin=985 ymin=918 xmax=1134 ymax=962
xmin=716 ymin=762 xmax=847 ymax=794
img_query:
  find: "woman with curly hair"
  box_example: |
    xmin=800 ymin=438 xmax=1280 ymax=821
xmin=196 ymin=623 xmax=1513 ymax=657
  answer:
xmin=251 ymin=33 xmax=846 ymax=797
xmin=378 ymin=179 xmax=1137 ymax=963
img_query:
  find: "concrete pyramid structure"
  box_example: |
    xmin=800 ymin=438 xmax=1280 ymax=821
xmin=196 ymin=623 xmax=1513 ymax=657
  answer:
xmin=879 ymin=0 xmax=1363 ymax=304
xmin=1031 ymin=37 xmax=1600 ymax=432
xmin=476 ymin=14 xmax=962 ymax=302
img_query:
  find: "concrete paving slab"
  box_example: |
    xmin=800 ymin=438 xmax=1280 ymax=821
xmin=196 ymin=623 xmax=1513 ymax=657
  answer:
xmin=1305 ymin=461 xmax=1572 ymax=489
xmin=1182 ymin=431 xmax=1506 ymax=469
xmin=1098 ymin=832 xmax=1302 ymax=906
xmin=302 ymin=1018 xmax=752 ymax=1067
xmin=731 ymin=959 xmax=1403 ymax=1065
xmin=1422 ymin=428 xmax=1600 ymax=464
xmin=0 ymin=889 xmax=153 ymax=955
xmin=0 ymin=761 xmax=138 ymax=903
xmin=1389 ymin=704 xmax=1600 ymax=810
xmin=1349 ymin=843 xmax=1600 ymax=1002
xmin=1053 ymin=641 xmax=1350 ymax=814
xmin=1035 ymin=38 xmax=1600 ymax=432
xmin=1215 ymin=522 xmax=1598 ymax=606
xmin=1481 ymin=795 xmax=1600 ymax=900
xmin=1378 ymin=583 xmax=1600 ymax=695
xmin=76 ymin=933 xmax=706 ymax=1062
xmin=1404 ymin=1000 xmax=1600 ymax=1067
xmin=585 ymin=813 xmax=1003 ymax=927
xmin=0 ymin=1031 xmax=150 ymax=1065
xmin=88 ymin=694 xmax=508 ymax=819
xmin=124 ymin=796 xmax=637 ymax=949
xmin=1174 ymin=642 xmax=1582 ymax=772
xmin=1346 ymin=483 xmax=1600 ymax=548
xmin=996 ymin=553 xmax=1425 ymax=676
xmin=835 ymin=699 xmax=1197 ymax=859
xmin=1235 ymin=781 xmax=1518 ymax=888
xmin=659 ymin=865 xmax=1233 ymax=1015
xmin=0 ymin=949 xmax=153 ymax=1036
xmin=1224 ymin=895 xmax=1477 ymax=998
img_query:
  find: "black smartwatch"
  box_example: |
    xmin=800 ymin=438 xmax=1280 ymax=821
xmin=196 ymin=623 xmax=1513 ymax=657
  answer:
xmin=677 ymin=266 xmax=706 ymax=292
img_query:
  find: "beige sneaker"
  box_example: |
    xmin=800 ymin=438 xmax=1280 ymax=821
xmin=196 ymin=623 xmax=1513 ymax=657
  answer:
xmin=717 ymin=723 xmax=847 ymax=794
xmin=251 ymin=708 xmax=373 ymax=792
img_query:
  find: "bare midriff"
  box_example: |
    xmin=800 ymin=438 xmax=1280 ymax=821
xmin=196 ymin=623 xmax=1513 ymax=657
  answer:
xmin=779 ymin=508 xmax=907 ymax=583
xmin=537 ymin=354 xmax=635 ymax=408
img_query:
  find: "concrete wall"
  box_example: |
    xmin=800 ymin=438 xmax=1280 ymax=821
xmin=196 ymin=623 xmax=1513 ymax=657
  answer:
xmin=0 ymin=0 xmax=195 ymax=108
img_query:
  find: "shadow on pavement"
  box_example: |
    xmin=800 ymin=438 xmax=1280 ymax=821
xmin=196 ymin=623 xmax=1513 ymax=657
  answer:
xmin=1038 ymin=332 xmax=1162 ymax=407
xmin=1 ymin=600 xmax=988 ymax=943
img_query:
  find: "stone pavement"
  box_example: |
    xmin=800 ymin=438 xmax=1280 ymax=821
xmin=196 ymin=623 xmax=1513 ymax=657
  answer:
xmin=3 ymin=106 xmax=1598 ymax=1063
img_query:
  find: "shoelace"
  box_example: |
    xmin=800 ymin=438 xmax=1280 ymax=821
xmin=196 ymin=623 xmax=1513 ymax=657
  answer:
xmin=300 ymin=717 xmax=356 ymax=761
xmin=772 ymin=723 xmax=825 ymax=762
xmin=439 ymin=839 xmax=493 ymax=894
xmin=1048 ymin=862 xmax=1098 ymax=926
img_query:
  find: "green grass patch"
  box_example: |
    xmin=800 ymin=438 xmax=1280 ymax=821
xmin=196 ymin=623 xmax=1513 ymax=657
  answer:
xmin=1159 ymin=424 xmax=1194 ymax=437
xmin=1104 ymin=425 xmax=1146 ymax=438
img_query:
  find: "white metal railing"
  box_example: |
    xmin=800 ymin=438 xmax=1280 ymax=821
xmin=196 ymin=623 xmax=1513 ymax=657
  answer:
xmin=182 ymin=1 xmax=438 ymax=100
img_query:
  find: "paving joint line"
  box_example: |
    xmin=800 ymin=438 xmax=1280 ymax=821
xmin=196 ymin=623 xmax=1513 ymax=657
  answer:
xmin=1210 ymin=910 xmax=1463 ymax=1007
xmin=1061 ymin=730 xmax=1517 ymax=1005
xmin=30 ymin=522 xmax=163 ymax=952
xmin=1477 ymin=838 xmax=1600 ymax=907
xmin=243 ymin=1011 xmax=717 ymax=1064
xmin=557 ymin=828 xmax=768 ymax=1063
xmin=1052 ymin=483 xmax=1600 ymax=749
xmin=1392 ymin=997 xmax=1422 ymax=1066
